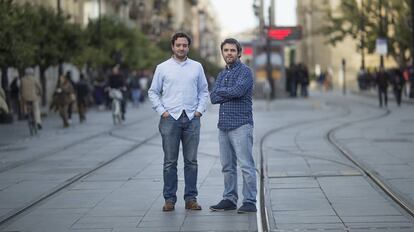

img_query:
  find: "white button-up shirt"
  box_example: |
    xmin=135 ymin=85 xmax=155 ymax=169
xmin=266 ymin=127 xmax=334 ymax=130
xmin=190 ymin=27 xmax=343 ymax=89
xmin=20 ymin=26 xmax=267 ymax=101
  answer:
xmin=148 ymin=57 xmax=209 ymax=120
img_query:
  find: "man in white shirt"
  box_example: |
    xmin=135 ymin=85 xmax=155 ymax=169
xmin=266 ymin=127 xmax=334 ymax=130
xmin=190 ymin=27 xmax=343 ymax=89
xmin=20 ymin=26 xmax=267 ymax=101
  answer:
xmin=148 ymin=32 xmax=209 ymax=212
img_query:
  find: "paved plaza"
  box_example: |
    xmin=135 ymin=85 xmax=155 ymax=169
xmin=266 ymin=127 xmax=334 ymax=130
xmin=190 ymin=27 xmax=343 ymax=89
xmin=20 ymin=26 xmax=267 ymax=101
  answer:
xmin=0 ymin=91 xmax=413 ymax=231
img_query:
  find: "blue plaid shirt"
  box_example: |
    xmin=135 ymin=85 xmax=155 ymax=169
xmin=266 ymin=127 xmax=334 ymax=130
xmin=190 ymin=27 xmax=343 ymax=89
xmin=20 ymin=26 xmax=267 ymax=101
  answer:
xmin=210 ymin=60 xmax=253 ymax=131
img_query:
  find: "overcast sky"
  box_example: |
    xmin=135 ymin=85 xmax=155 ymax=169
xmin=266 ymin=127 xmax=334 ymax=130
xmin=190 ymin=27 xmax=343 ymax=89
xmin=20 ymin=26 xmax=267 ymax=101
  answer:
xmin=210 ymin=0 xmax=297 ymax=36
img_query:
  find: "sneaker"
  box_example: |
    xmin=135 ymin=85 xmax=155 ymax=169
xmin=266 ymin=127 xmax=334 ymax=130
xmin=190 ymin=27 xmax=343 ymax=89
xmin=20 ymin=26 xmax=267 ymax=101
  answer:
xmin=37 ymin=123 xmax=42 ymax=130
xmin=162 ymin=201 xmax=175 ymax=212
xmin=237 ymin=202 xmax=257 ymax=214
xmin=185 ymin=199 xmax=202 ymax=210
xmin=209 ymin=199 xmax=237 ymax=211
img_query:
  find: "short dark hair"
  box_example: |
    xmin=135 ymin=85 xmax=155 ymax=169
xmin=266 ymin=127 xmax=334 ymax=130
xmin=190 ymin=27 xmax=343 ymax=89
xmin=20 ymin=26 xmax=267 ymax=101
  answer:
xmin=171 ymin=32 xmax=192 ymax=46
xmin=220 ymin=38 xmax=242 ymax=57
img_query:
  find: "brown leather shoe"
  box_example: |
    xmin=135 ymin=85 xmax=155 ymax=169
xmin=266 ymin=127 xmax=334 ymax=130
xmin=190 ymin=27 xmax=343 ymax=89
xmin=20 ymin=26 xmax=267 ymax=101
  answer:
xmin=185 ymin=199 xmax=202 ymax=210
xmin=162 ymin=201 xmax=175 ymax=211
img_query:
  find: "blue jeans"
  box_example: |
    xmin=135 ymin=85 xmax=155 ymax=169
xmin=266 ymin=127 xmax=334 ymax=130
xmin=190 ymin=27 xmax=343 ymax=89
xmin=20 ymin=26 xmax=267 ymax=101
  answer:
xmin=219 ymin=124 xmax=257 ymax=204
xmin=159 ymin=113 xmax=200 ymax=203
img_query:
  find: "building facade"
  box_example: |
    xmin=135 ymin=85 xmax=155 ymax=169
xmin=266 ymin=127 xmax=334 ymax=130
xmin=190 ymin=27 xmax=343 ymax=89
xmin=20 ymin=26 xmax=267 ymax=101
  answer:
xmin=296 ymin=0 xmax=396 ymax=90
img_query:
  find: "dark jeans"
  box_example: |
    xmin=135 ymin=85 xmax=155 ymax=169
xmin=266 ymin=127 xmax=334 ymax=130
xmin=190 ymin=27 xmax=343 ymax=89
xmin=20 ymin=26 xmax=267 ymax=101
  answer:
xmin=394 ymin=89 xmax=402 ymax=106
xmin=158 ymin=112 xmax=200 ymax=203
xmin=378 ymin=88 xmax=388 ymax=107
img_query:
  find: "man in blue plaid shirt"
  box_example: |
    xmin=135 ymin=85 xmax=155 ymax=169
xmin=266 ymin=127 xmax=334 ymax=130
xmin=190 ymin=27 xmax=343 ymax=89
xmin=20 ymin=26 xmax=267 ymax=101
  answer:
xmin=209 ymin=38 xmax=257 ymax=213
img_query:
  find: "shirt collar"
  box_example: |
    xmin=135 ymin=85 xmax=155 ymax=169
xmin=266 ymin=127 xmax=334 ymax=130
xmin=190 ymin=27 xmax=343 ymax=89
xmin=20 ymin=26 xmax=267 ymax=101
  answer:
xmin=171 ymin=56 xmax=188 ymax=66
xmin=225 ymin=60 xmax=241 ymax=70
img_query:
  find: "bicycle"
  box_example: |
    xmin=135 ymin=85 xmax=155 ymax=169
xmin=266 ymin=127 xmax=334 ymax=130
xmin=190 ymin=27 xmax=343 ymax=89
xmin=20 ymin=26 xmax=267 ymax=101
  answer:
xmin=26 ymin=101 xmax=38 ymax=135
xmin=108 ymin=88 xmax=123 ymax=125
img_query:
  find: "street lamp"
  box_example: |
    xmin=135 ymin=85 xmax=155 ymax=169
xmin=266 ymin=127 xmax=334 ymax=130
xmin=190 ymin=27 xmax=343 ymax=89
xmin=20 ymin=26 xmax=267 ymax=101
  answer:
xmin=57 ymin=0 xmax=61 ymax=15
xmin=379 ymin=0 xmax=385 ymax=68
xmin=359 ymin=0 xmax=365 ymax=70
xmin=411 ymin=0 xmax=414 ymax=69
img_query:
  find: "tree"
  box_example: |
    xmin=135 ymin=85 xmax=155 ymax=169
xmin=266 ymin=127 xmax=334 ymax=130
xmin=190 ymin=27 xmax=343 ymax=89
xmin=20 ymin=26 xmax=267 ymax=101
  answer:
xmin=30 ymin=5 xmax=86 ymax=104
xmin=0 ymin=1 xmax=38 ymax=76
xmin=123 ymin=30 xmax=168 ymax=70
xmin=320 ymin=0 xmax=412 ymax=67
xmin=82 ymin=16 xmax=169 ymax=73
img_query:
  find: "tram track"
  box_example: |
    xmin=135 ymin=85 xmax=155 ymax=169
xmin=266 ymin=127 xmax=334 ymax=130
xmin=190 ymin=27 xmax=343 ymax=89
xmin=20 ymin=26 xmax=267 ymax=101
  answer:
xmin=257 ymin=101 xmax=351 ymax=232
xmin=0 ymin=113 xmax=158 ymax=227
xmin=327 ymin=111 xmax=414 ymax=218
xmin=256 ymin=98 xmax=414 ymax=231
xmin=0 ymin=112 xmax=153 ymax=174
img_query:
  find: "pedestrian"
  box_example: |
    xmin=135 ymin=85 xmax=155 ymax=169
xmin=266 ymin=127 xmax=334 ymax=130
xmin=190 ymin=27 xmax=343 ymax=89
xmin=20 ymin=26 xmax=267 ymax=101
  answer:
xmin=209 ymin=38 xmax=257 ymax=213
xmin=51 ymin=74 xmax=76 ymax=128
xmin=128 ymin=70 xmax=141 ymax=107
xmin=10 ymin=76 xmax=23 ymax=120
xmin=403 ymin=67 xmax=410 ymax=97
xmin=76 ymin=73 xmax=90 ymax=122
xmin=289 ymin=64 xmax=298 ymax=97
xmin=20 ymin=68 xmax=42 ymax=129
xmin=65 ymin=71 xmax=76 ymax=123
xmin=391 ymin=68 xmax=404 ymax=106
xmin=299 ymin=63 xmax=309 ymax=97
xmin=148 ymin=32 xmax=209 ymax=212
xmin=0 ymin=85 xmax=9 ymax=114
xmin=139 ymin=70 xmax=150 ymax=103
xmin=108 ymin=65 xmax=127 ymax=120
xmin=376 ymin=67 xmax=389 ymax=107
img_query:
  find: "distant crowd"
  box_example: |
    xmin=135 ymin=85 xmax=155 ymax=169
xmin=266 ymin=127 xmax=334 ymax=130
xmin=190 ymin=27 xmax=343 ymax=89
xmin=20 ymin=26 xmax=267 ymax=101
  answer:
xmin=357 ymin=66 xmax=413 ymax=107
xmin=0 ymin=66 xmax=152 ymax=128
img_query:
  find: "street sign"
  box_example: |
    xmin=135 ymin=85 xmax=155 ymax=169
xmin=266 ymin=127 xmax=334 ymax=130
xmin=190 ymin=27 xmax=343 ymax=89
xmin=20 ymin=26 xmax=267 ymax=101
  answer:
xmin=243 ymin=46 xmax=253 ymax=56
xmin=376 ymin=38 xmax=388 ymax=55
xmin=266 ymin=26 xmax=302 ymax=41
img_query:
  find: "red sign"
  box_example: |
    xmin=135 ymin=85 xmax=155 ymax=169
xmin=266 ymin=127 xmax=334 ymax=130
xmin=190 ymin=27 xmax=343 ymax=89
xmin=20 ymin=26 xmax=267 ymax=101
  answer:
xmin=267 ymin=26 xmax=302 ymax=41
xmin=243 ymin=46 xmax=253 ymax=55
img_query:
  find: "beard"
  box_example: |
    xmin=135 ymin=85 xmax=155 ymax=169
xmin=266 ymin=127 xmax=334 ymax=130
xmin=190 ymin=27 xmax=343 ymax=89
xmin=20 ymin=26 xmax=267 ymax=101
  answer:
xmin=225 ymin=56 xmax=237 ymax=64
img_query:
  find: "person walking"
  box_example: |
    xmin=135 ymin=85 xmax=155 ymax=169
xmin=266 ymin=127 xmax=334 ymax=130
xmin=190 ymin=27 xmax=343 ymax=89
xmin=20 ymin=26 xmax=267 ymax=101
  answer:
xmin=76 ymin=73 xmax=90 ymax=122
xmin=52 ymin=74 xmax=76 ymax=128
xmin=65 ymin=71 xmax=76 ymax=123
xmin=20 ymin=68 xmax=42 ymax=129
xmin=128 ymin=70 xmax=141 ymax=107
xmin=108 ymin=65 xmax=127 ymax=120
xmin=209 ymin=38 xmax=257 ymax=213
xmin=10 ymin=76 xmax=23 ymax=120
xmin=376 ymin=67 xmax=389 ymax=107
xmin=391 ymin=68 xmax=404 ymax=106
xmin=299 ymin=63 xmax=309 ymax=97
xmin=0 ymin=85 xmax=9 ymax=114
xmin=148 ymin=32 xmax=209 ymax=212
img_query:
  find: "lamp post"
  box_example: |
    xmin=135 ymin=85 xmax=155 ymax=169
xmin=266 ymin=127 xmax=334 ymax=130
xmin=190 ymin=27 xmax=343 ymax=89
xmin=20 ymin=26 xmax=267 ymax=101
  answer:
xmin=57 ymin=0 xmax=61 ymax=15
xmin=97 ymin=0 xmax=101 ymax=49
xmin=57 ymin=0 xmax=63 ymax=76
xmin=410 ymin=0 xmax=414 ymax=98
xmin=360 ymin=0 xmax=365 ymax=70
xmin=265 ymin=0 xmax=276 ymax=99
xmin=411 ymin=0 xmax=414 ymax=69
xmin=379 ymin=0 xmax=385 ymax=68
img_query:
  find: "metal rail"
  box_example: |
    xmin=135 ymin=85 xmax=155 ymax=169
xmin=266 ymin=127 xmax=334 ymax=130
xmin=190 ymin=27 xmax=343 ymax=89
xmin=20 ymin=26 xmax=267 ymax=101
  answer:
xmin=257 ymin=99 xmax=414 ymax=231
